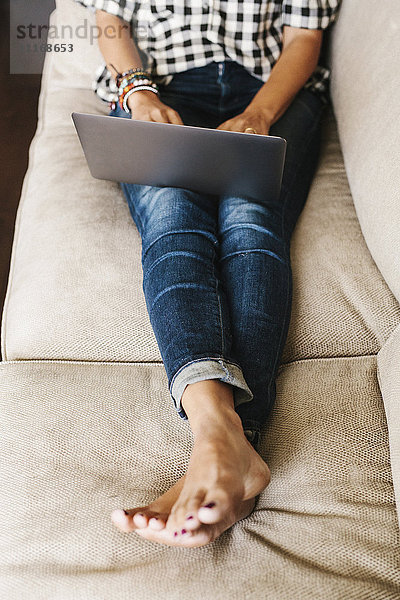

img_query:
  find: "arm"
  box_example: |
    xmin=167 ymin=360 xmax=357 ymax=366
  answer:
xmin=95 ymin=10 xmax=183 ymax=124
xmin=217 ymin=26 xmax=323 ymax=135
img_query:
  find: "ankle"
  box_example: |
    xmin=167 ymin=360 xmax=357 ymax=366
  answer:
xmin=181 ymin=382 xmax=244 ymax=437
xmin=192 ymin=410 xmax=244 ymax=440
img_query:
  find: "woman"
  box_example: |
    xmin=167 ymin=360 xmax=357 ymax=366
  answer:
xmin=76 ymin=0 xmax=340 ymax=548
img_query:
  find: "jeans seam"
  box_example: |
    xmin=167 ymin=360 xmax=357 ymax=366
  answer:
xmin=210 ymin=245 xmax=226 ymax=357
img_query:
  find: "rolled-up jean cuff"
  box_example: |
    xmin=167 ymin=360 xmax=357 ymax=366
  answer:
xmin=170 ymin=357 xmax=254 ymax=420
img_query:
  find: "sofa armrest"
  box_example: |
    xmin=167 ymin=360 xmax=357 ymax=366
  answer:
xmin=329 ymin=0 xmax=400 ymax=304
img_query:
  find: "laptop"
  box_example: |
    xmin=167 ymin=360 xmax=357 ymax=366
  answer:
xmin=71 ymin=112 xmax=287 ymax=203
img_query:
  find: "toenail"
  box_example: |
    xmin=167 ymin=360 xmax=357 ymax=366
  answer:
xmin=186 ymin=515 xmax=194 ymax=520
xmin=203 ymin=502 xmax=216 ymax=509
xmin=174 ymin=532 xmax=178 ymax=537
xmin=181 ymin=529 xmax=187 ymax=534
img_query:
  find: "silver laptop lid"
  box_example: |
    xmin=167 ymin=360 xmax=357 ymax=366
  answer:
xmin=72 ymin=112 xmax=287 ymax=203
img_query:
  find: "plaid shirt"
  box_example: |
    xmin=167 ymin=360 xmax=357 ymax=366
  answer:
xmin=75 ymin=0 xmax=341 ymax=104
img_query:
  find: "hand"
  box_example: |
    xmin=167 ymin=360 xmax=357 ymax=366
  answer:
xmin=127 ymin=90 xmax=184 ymax=125
xmin=217 ymin=105 xmax=273 ymax=136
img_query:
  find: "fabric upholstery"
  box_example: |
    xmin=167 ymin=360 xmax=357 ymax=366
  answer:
xmin=2 ymin=0 xmax=400 ymax=364
xmin=0 ymin=358 xmax=399 ymax=599
xmin=378 ymin=324 xmax=400 ymax=528
xmin=329 ymin=0 xmax=400 ymax=304
xmin=1 ymin=0 xmax=400 ymax=596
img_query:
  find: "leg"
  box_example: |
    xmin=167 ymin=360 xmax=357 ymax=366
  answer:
xmin=108 ymin=102 xmax=270 ymax=547
xmin=219 ymin=88 xmax=325 ymax=446
xmin=121 ymin=181 xmax=255 ymax=414
xmin=112 ymin=378 xmax=270 ymax=547
xmin=110 ymin=70 xmax=322 ymax=547
xmin=110 ymin=181 xmax=270 ymax=546
xmin=108 ymin=103 xmax=254 ymax=418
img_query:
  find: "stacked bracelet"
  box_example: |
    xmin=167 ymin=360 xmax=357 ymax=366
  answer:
xmin=110 ymin=65 xmax=160 ymax=114
xmin=120 ymin=86 xmax=159 ymax=113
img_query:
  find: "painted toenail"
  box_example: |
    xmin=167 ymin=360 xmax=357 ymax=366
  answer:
xmin=174 ymin=532 xmax=178 ymax=537
xmin=181 ymin=529 xmax=187 ymax=534
xmin=186 ymin=515 xmax=194 ymax=520
xmin=203 ymin=502 xmax=216 ymax=509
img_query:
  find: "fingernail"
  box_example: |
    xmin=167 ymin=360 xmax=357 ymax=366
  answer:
xmin=203 ymin=502 xmax=216 ymax=509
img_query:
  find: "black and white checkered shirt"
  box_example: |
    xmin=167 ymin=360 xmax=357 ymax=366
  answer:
xmin=75 ymin=0 xmax=341 ymax=104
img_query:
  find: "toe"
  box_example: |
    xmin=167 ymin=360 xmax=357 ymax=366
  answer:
xmin=148 ymin=515 xmax=167 ymax=530
xmin=113 ymin=506 xmax=160 ymax=531
xmin=183 ymin=512 xmax=202 ymax=531
xmin=166 ymin=489 xmax=206 ymax=535
xmin=130 ymin=507 xmax=167 ymax=529
xmin=111 ymin=509 xmax=136 ymax=532
xmin=135 ymin=525 xmax=208 ymax=547
xmin=197 ymin=489 xmax=237 ymax=525
xmin=177 ymin=496 xmax=206 ymax=531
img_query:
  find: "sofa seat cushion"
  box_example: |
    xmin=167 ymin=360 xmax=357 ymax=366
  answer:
xmin=0 ymin=357 xmax=399 ymax=599
xmin=2 ymin=1 xmax=400 ymax=365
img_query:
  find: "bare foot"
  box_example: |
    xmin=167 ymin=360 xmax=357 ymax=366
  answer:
xmin=163 ymin=413 xmax=270 ymax=540
xmin=111 ymin=474 xmax=257 ymax=547
xmin=111 ymin=383 xmax=270 ymax=547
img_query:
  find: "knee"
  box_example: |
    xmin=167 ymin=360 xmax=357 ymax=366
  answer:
xmin=220 ymin=200 xmax=284 ymax=254
xmin=141 ymin=187 xmax=215 ymax=232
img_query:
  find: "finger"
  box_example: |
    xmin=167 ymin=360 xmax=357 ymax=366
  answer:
xmin=150 ymin=109 xmax=172 ymax=124
xmin=167 ymin=110 xmax=184 ymax=125
xmin=217 ymin=120 xmax=234 ymax=131
xmin=243 ymin=122 xmax=269 ymax=135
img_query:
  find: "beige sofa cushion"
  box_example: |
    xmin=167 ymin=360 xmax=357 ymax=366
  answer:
xmin=2 ymin=0 xmax=399 ymax=364
xmin=1 ymin=357 xmax=399 ymax=599
xmin=329 ymin=0 xmax=400 ymax=304
xmin=378 ymin=323 xmax=400 ymax=528
xmin=328 ymin=1 xmax=400 ymax=528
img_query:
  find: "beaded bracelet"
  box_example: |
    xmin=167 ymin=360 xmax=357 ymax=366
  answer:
xmin=108 ymin=64 xmax=150 ymax=88
xmin=121 ymin=85 xmax=159 ymax=113
xmin=119 ymin=80 xmax=159 ymax=111
xmin=119 ymin=76 xmax=154 ymax=91
xmin=118 ymin=69 xmax=159 ymax=113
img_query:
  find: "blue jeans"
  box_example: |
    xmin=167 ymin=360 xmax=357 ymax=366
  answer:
xmin=109 ymin=61 xmax=325 ymax=450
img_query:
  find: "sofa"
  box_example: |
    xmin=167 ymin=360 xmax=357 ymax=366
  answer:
xmin=1 ymin=0 xmax=400 ymax=598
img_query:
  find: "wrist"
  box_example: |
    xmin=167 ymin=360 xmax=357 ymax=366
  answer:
xmin=116 ymin=68 xmax=160 ymax=113
xmin=127 ymin=89 xmax=160 ymax=110
xmin=244 ymin=102 xmax=275 ymax=126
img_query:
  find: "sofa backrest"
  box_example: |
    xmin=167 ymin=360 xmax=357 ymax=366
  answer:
xmin=329 ymin=0 xmax=400 ymax=303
